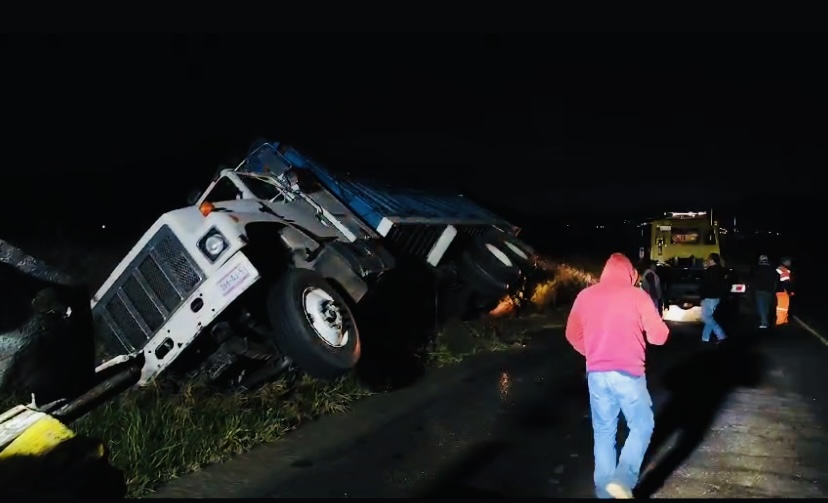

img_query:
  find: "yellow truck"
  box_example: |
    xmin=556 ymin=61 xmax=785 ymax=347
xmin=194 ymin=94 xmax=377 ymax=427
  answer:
xmin=643 ymin=211 xmax=746 ymax=312
xmin=649 ymin=211 xmax=721 ymax=267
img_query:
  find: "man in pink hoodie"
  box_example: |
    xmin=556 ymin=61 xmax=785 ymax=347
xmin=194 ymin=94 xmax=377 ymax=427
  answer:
xmin=566 ymin=253 xmax=670 ymax=499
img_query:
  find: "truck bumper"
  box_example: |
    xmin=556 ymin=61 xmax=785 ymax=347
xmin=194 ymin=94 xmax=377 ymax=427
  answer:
xmin=134 ymin=252 xmax=261 ymax=385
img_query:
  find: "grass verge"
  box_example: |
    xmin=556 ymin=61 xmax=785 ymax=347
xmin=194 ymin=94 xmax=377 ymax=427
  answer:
xmin=74 ymin=315 xmax=538 ymax=497
xmin=4 ymin=258 xmax=594 ymax=498
xmin=72 ymin=374 xmax=374 ymax=497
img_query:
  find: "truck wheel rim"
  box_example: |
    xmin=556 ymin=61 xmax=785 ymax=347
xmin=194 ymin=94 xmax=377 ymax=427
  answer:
xmin=302 ymin=287 xmax=349 ymax=348
xmin=485 ymin=243 xmax=513 ymax=267
xmin=503 ymin=241 xmax=529 ymax=260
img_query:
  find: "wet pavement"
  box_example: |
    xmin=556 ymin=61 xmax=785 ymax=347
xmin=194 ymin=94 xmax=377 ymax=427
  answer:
xmin=152 ymin=312 xmax=828 ymax=499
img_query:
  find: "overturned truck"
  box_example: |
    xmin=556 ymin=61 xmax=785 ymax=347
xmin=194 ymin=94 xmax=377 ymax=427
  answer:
xmin=0 ymin=141 xmax=536 ymax=484
xmin=90 ymin=141 xmax=538 ymax=391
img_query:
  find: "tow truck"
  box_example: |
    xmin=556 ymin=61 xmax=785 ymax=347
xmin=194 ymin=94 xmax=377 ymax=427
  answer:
xmin=642 ymin=211 xmax=747 ymax=319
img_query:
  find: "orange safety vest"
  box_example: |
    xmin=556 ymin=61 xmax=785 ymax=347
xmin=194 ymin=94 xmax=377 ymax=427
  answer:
xmin=775 ymin=265 xmax=792 ymax=325
xmin=776 ymin=265 xmax=792 ymax=284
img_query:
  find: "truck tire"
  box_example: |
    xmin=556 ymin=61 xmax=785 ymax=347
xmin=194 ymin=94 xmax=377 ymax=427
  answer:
xmin=453 ymin=237 xmax=523 ymax=316
xmin=266 ymin=268 xmax=360 ymax=380
xmin=458 ymin=235 xmax=522 ymax=291
xmin=483 ymin=229 xmax=536 ymax=272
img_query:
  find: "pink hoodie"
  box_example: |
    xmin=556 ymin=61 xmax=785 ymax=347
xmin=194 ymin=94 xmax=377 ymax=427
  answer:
xmin=565 ymin=253 xmax=670 ymax=377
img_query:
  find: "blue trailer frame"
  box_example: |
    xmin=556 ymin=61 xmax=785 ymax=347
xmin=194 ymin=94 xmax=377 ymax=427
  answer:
xmin=240 ymin=142 xmax=520 ymax=238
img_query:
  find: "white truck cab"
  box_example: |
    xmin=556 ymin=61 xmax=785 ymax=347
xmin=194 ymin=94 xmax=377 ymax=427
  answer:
xmin=91 ymin=158 xmax=395 ymax=390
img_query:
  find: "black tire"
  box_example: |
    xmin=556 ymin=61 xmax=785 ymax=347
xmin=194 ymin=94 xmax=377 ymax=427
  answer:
xmin=461 ymin=235 xmax=522 ymax=286
xmin=455 ymin=253 xmax=519 ymax=318
xmin=266 ymin=268 xmax=361 ymax=380
xmin=483 ymin=229 xmax=536 ymax=271
xmin=457 ymin=252 xmax=510 ymax=297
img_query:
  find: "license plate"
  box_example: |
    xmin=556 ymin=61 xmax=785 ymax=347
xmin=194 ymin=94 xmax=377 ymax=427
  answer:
xmin=217 ymin=264 xmax=251 ymax=296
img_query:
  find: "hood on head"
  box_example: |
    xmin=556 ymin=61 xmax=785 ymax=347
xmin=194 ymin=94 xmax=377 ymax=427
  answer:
xmin=600 ymin=252 xmax=638 ymax=286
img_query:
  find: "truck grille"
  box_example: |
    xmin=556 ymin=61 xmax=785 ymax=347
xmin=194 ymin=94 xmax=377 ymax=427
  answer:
xmin=93 ymin=225 xmax=204 ymax=353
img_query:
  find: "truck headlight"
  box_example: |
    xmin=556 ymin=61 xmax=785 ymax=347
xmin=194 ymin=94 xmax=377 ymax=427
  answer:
xmin=198 ymin=228 xmax=228 ymax=262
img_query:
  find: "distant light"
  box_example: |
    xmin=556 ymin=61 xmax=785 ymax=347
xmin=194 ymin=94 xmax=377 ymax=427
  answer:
xmin=101 ymin=224 xmax=106 ymax=229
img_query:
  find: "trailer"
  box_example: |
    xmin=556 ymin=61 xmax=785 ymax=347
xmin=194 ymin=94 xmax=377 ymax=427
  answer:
xmin=243 ymin=141 xmax=537 ymax=316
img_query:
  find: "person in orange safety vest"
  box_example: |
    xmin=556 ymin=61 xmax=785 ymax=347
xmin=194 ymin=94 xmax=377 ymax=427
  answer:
xmin=775 ymin=257 xmax=793 ymax=326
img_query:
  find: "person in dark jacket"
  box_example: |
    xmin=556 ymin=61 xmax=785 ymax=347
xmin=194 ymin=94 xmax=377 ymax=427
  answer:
xmin=640 ymin=260 xmax=664 ymax=316
xmin=699 ymin=252 xmax=728 ymax=343
xmin=751 ymin=254 xmax=778 ymax=329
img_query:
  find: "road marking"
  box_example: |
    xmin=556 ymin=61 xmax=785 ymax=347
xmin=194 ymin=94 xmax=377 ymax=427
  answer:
xmin=793 ymin=315 xmax=828 ymax=348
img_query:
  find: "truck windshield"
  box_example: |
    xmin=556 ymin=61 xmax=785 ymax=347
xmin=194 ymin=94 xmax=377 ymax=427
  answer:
xmin=238 ymin=174 xmax=283 ymax=200
xmin=671 ymin=227 xmax=717 ymax=245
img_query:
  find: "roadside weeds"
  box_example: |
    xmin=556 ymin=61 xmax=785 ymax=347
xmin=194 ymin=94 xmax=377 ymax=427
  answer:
xmin=7 ymin=258 xmax=594 ymax=498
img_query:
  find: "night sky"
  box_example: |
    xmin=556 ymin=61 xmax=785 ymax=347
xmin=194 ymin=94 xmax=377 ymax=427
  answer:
xmin=1 ymin=34 xmax=823 ymax=241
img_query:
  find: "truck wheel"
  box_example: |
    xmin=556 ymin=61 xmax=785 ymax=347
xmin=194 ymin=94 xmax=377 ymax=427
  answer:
xmin=266 ymin=268 xmax=361 ymax=380
xmin=483 ymin=229 xmax=536 ymax=272
xmin=459 ymin=235 xmax=522 ymax=290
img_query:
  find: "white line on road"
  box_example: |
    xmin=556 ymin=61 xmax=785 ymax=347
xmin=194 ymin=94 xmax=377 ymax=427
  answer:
xmin=793 ymin=315 xmax=828 ymax=348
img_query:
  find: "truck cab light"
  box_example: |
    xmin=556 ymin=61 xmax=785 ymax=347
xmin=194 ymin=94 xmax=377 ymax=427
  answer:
xmin=199 ymin=201 xmax=215 ymax=216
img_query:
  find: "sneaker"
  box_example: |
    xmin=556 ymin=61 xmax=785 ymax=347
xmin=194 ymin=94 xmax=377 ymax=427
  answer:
xmin=606 ymin=482 xmax=633 ymax=499
xmin=759 ymin=325 xmax=768 ymax=329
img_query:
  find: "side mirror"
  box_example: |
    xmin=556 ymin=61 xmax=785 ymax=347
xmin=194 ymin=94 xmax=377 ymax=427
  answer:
xmin=186 ymin=189 xmax=203 ymax=206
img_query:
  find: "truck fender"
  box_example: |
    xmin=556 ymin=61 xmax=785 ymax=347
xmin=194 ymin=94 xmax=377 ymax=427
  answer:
xmin=277 ymin=226 xmax=322 ymax=256
xmin=243 ymin=223 xmax=370 ymax=304
xmin=241 ymin=222 xmax=320 ymax=271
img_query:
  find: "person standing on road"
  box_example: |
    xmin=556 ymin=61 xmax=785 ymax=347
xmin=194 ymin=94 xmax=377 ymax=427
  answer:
xmin=640 ymin=260 xmax=664 ymax=317
xmin=699 ymin=252 xmax=729 ymax=344
xmin=775 ymin=256 xmax=794 ymax=326
xmin=565 ymin=252 xmax=670 ymax=499
xmin=751 ymin=254 xmax=778 ymax=329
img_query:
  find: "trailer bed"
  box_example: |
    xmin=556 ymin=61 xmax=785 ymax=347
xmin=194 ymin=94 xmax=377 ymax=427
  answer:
xmin=244 ymin=142 xmax=519 ymax=237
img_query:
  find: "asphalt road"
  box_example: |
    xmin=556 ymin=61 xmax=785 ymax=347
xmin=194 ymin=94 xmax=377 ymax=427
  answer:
xmin=152 ymin=309 xmax=828 ymax=499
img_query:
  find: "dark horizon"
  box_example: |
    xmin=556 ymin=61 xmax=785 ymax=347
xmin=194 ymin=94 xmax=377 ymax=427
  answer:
xmin=1 ymin=34 xmax=824 ymax=243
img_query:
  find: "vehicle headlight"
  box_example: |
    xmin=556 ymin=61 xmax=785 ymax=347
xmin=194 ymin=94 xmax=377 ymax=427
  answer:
xmin=198 ymin=228 xmax=228 ymax=262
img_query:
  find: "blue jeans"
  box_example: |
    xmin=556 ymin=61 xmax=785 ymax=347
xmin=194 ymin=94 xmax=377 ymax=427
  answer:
xmin=700 ymin=298 xmax=727 ymax=342
xmin=588 ymin=371 xmax=655 ymax=498
xmin=755 ymin=291 xmax=773 ymax=327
